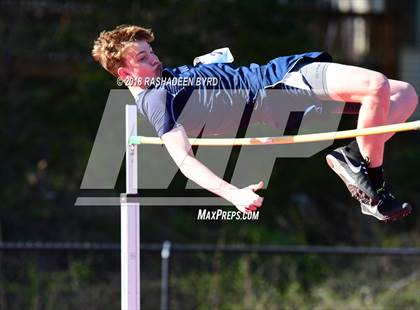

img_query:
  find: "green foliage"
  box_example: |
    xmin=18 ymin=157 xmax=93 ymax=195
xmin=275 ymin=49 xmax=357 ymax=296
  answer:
xmin=1 ymin=254 xmax=120 ymax=310
xmin=168 ymin=253 xmax=419 ymax=309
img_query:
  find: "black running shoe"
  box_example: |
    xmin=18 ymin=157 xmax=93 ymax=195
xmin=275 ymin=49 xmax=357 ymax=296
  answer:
xmin=326 ymin=145 xmax=380 ymax=205
xmin=360 ymin=187 xmax=412 ymax=222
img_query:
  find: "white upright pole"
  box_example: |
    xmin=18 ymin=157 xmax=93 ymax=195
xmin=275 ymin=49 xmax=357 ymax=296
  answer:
xmin=121 ymin=105 xmax=140 ymax=310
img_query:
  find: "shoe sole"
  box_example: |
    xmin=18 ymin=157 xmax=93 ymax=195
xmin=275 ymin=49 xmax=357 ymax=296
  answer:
xmin=326 ymin=154 xmax=377 ymax=205
xmin=361 ymin=203 xmax=412 ymax=222
xmin=383 ymin=206 xmax=411 ymax=223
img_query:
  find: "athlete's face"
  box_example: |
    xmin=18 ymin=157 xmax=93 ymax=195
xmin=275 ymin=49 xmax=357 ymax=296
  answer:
xmin=118 ymin=40 xmax=163 ymax=87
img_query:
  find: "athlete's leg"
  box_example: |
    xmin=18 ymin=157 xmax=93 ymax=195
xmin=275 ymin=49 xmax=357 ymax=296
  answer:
xmin=324 ymin=63 xmax=393 ymax=168
xmin=383 ymin=80 xmax=418 ymax=141
xmin=297 ymin=61 xmax=415 ymax=220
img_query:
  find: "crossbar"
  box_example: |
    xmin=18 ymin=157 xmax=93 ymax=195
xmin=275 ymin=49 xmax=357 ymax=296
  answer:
xmin=129 ymin=120 xmax=420 ymax=146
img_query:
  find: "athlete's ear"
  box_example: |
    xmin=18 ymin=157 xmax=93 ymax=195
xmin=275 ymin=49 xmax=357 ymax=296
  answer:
xmin=117 ymin=67 xmax=129 ymax=79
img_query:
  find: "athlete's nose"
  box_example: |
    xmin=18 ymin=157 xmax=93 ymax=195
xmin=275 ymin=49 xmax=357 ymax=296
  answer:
xmin=152 ymin=58 xmax=162 ymax=70
xmin=151 ymin=56 xmax=161 ymax=67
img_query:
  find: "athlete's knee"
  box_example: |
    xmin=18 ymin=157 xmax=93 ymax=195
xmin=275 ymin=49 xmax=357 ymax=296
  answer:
xmin=365 ymin=72 xmax=390 ymax=100
xmin=396 ymin=82 xmax=418 ymax=113
xmin=405 ymin=83 xmax=418 ymax=110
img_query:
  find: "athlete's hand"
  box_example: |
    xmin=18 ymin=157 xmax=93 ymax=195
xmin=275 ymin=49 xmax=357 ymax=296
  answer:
xmin=230 ymin=181 xmax=264 ymax=213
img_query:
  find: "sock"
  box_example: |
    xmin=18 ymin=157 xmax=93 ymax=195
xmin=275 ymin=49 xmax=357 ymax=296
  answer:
xmin=368 ymin=166 xmax=385 ymax=190
xmin=347 ymin=141 xmax=384 ymax=190
xmin=346 ymin=140 xmax=373 ymax=164
xmin=346 ymin=140 xmax=360 ymax=155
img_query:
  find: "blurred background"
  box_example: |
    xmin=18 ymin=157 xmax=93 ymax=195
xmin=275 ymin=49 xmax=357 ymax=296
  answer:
xmin=1 ymin=0 xmax=419 ymax=309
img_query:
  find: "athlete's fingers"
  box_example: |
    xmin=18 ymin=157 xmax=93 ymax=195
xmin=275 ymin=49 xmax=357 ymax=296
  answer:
xmin=247 ymin=202 xmax=260 ymax=210
xmin=245 ymin=193 xmax=262 ymax=207
xmin=247 ymin=200 xmax=263 ymax=211
xmin=246 ymin=206 xmax=257 ymax=212
xmin=253 ymin=196 xmax=263 ymax=207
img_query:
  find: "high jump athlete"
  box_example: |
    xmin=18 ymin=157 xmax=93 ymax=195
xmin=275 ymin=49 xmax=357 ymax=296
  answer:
xmin=92 ymin=25 xmax=418 ymax=222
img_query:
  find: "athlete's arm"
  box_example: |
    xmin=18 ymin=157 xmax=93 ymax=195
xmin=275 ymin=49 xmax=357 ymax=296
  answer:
xmin=161 ymin=125 xmax=264 ymax=212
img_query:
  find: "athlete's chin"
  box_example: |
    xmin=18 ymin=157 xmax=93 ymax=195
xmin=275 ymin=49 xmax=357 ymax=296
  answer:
xmin=154 ymin=68 xmax=163 ymax=77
